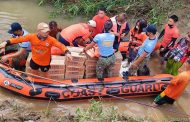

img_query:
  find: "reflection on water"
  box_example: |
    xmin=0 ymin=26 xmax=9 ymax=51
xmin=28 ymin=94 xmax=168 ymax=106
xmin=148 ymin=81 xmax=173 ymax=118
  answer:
xmin=0 ymin=0 xmax=190 ymax=121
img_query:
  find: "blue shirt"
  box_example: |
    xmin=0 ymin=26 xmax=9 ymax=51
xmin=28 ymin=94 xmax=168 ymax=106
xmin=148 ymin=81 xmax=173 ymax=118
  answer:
xmin=93 ymin=33 xmax=115 ymax=56
xmin=11 ymin=29 xmax=31 ymax=51
xmin=137 ymin=37 xmax=158 ymax=57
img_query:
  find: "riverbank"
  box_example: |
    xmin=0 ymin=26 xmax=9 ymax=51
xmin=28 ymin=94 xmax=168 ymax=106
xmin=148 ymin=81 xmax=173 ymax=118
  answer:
xmin=0 ymin=98 xmax=147 ymax=122
xmin=38 ymin=0 xmax=188 ymax=26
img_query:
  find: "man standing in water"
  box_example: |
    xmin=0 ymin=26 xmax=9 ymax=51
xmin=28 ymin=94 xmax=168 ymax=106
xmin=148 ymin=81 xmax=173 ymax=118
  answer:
xmin=154 ymin=59 xmax=190 ymax=106
xmin=83 ymin=20 xmax=115 ymax=81
xmin=0 ymin=22 xmax=72 ymax=72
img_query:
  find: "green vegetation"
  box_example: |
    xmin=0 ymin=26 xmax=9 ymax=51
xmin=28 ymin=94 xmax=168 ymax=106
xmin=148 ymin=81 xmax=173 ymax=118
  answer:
xmin=37 ymin=0 xmax=184 ymax=25
xmin=73 ymin=99 xmax=149 ymax=122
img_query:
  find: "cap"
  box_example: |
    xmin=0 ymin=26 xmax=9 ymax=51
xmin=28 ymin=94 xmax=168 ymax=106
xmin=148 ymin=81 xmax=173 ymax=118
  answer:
xmin=145 ymin=24 xmax=157 ymax=34
xmin=88 ymin=20 xmax=96 ymax=28
xmin=37 ymin=22 xmax=50 ymax=33
xmin=8 ymin=22 xmax=22 ymax=34
xmin=104 ymin=20 xmax=113 ymax=32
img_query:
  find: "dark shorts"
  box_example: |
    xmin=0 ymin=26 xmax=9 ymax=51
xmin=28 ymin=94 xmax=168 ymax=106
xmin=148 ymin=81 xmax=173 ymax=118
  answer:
xmin=58 ymin=35 xmax=79 ymax=47
xmin=154 ymin=94 xmax=175 ymax=105
xmin=30 ymin=59 xmax=50 ymax=72
xmin=58 ymin=35 xmax=70 ymax=46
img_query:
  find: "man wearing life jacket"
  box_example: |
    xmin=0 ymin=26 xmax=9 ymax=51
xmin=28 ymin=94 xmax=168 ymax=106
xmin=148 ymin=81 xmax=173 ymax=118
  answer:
xmin=92 ymin=7 xmax=110 ymax=37
xmin=164 ymin=32 xmax=190 ymax=76
xmin=128 ymin=19 xmax=147 ymax=63
xmin=49 ymin=21 xmax=62 ymax=39
xmin=127 ymin=25 xmax=158 ymax=76
xmin=58 ymin=20 xmax=96 ymax=47
xmin=111 ymin=13 xmax=130 ymax=51
xmin=158 ymin=15 xmax=180 ymax=64
xmin=0 ymin=22 xmax=72 ymax=72
xmin=83 ymin=20 xmax=115 ymax=82
xmin=154 ymin=60 xmax=190 ymax=106
xmin=0 ymin=22 xmax=31 ymax=71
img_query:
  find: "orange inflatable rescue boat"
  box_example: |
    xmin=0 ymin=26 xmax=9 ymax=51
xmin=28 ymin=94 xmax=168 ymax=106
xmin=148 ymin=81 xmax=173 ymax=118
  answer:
xmin=0 ymin=63 xmax=173 ymax=101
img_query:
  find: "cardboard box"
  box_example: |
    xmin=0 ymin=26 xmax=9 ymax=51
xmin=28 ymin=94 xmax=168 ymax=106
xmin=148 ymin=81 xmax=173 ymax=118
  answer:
xmin=47 ymin=69 xmax=65 ymax=75
xmin=66 ymin=61 xmax=85 ymax=67
xmin=67 ymin=46 xmax=83 ymax=53
xmin=65 ymin=52 xmax=86 ymax=68
xmin=65 ymin=70 xmax=84 ymax=76
xmin=69 ymin=52 xmax=86 ymax=62
xmin=85 ymin=58 xmax=98 ymax=65
xmin=50 ymin=59 xmax=65 ymax=69
xmin=85 ymin=69 xmax=96 ymax=74
xmin=52 ymin=55 xmax=65 ymax=60
xmin=48 ymin=74 xmax=65 ymax=80
xmin=66 ymin=66 xmax=85 ymax=72
xmin=85 ymin=65 xmax=96 ymax=70
xmin=84 ymin=73 xmax=96 ymax=78
xmin=85 ymin=48 xmax=96 ymax=58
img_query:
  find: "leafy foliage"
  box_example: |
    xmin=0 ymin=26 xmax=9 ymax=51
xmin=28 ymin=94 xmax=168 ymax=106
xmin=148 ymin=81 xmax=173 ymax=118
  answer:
xmin=37 ymin=0 xmax=183 ymax=27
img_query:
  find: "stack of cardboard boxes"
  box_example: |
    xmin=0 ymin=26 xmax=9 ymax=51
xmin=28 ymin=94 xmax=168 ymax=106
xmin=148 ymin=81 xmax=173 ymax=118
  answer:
xmin=84 ymin=57 xmax=98 ymax=78
xmin=25 ymin=47 xmax=122 ymax=80
xmin=64 ymin=52 xmax=86 ymax=79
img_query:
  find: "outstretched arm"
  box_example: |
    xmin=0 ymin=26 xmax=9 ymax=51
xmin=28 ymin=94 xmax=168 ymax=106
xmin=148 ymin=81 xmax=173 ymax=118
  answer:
xmin=0 ymin=34 xmax=32 ymax=49
xmin=84 ymin=42 xmax=96 ymax=52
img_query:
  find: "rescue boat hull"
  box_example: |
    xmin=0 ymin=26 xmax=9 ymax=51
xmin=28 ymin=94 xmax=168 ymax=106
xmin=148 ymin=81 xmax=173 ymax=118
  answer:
xmin=0 ymin=63 xmax=173 ymax=101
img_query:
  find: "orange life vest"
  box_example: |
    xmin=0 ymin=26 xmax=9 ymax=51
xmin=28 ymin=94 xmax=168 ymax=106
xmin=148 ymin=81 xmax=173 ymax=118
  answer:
xmin=111 ymin=16 xmax=127 ymax=42
xmin=130 ymin=28 xmax=147 ymax=47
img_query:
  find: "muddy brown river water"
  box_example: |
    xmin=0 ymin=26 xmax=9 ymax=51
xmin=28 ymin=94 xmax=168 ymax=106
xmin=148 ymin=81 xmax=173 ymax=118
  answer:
xmin=0 ymin=0 xmax=190 ymax=121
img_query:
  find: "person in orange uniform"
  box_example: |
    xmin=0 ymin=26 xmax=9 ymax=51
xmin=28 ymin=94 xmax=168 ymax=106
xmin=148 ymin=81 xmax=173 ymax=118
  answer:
xmin=154 ymin=60 xmax=190 ymax=106
xmin=128 ymin=19 xmax=147 ymax=63
xmin=158 ymin=15 xmax=180 ymax=63
xmin=59 ymin=20 xmax=96 ymax=47
xmin=0 ymin=22 xmax=72 ymax=72
xmin=92 ymin=7 xmax=110 ymax=37
xmin=110 ymin=13 xmax=130 ymax=51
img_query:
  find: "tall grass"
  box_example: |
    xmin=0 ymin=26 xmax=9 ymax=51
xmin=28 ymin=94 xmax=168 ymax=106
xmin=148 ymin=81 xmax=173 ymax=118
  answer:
xmin=73 ymin=99 xmax=148 ymax=122
xmin=38 ymin=0 xmax=183 ymax=25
